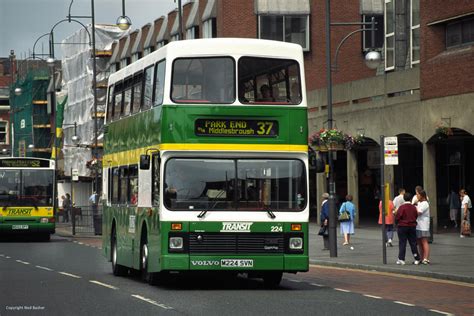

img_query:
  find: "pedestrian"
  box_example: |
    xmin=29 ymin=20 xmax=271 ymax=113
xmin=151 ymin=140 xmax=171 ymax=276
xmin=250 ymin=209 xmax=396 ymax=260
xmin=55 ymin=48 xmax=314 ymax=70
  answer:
xmin=395 ymin=192 xmax=420 ymax=265
xmin=416 ymin=190 xmax=431 ymax=264
xmin=89 ymin=191 xmax=98 ymax=214
xmin=411 ymin=185 xmax=423 ymax=205
xmin=393 ymin=188 xmax=406 ymax=214
xmin=63 ymin=193 xmax=71 ymax=223
xmin=379 ymin=198 xmax=395 ymax=247
xmin=339 ymin=194 xmax=356 ymax=247
xmin=319 ymin=193 xmax=330 ymax=250
xmin=447 ymin=188 xmax=461 ymax=228
xmin=459 ymin=189 xmax=472 ymax=237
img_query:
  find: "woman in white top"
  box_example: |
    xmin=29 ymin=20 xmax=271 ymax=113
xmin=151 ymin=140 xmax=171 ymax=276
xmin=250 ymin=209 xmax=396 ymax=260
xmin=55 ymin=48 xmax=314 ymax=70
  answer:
xmin=459 ymin=189 xmax=472 ymax=237
xmin=416 ymin=190 xmax=430 ymax=264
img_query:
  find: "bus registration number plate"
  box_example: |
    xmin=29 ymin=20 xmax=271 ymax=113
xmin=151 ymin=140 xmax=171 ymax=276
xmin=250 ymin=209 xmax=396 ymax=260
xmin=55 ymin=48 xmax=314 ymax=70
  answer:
xmin=12 ymin=225 xmax=29 ymax=230
xmin=221 ymin=259 xmax=253 ymax=268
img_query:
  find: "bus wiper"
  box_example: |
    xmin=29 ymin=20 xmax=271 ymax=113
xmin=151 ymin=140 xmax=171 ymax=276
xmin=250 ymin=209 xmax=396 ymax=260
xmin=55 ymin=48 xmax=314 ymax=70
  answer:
xmin=197 ymin=189 xmax=226 ymax=218
xmin=267 ymin=210 xmax=276 ymax=219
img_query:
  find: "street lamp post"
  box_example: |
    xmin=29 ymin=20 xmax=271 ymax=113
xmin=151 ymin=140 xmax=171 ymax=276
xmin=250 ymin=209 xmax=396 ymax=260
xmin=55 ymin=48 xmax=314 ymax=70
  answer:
xmin=325 ymin=0 xmax=381 ymax=257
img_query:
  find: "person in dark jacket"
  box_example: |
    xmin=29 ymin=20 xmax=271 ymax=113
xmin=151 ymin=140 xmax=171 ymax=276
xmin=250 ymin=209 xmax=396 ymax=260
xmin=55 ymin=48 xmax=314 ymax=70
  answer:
xmin=395 ymin=192 xmax=421 ymax=265
xmin=320 ymin=193 xmax=330 ymax=250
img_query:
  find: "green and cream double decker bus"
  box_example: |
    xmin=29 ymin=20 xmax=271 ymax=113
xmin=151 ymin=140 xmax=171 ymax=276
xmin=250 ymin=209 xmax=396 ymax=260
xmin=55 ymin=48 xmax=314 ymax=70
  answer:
xmin=102 ymin=38 xmax=309 ymax=287
xmin=0 ymin=157 xmax=55 ymax=240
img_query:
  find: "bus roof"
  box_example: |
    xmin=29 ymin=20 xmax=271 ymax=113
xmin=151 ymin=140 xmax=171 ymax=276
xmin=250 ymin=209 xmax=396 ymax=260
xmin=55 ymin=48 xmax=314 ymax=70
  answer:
xmin=108 ymin=38 xmax=305 ymax=83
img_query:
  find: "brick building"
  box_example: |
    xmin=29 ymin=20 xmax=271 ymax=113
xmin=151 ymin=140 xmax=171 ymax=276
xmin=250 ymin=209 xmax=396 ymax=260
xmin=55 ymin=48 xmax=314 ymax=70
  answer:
xmin=106 ymin=0 xmax=474 ymax=230
xmin=0 ymin=56 xmax=14 ymax=156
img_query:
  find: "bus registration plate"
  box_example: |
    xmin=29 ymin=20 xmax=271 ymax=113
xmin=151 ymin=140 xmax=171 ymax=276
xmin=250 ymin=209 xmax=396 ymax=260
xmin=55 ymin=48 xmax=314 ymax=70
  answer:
xmin=221 ymin=259 xmax=253 ymax=268
xmin=12 ymin=225 xmax=29 ymax=230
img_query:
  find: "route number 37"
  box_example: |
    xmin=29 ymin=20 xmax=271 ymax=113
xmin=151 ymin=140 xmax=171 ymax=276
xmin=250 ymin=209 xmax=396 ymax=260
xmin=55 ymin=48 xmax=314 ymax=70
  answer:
xmin=270 ymin=225 xmax=283 ymax=232
xmin=257 ymin=122 xmax=274 ymax=135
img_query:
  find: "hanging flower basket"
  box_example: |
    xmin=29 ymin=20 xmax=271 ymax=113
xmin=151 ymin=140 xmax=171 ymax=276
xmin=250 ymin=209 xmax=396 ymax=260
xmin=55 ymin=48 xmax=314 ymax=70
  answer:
xmin=309 ymin=128 xmax=364 ymax=151
xmin=435 ymin=122 xmax=453 ymax=139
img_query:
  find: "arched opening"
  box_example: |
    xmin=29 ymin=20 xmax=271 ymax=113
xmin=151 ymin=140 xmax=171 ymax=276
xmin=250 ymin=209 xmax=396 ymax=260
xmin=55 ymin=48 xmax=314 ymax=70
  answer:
xmin=393 ymin=133 xmax=423 ymax=195
xmin=429 ymin=128 xmax=474 ymax=229
xmin=356 ymin=137 xmax=379 ymax=222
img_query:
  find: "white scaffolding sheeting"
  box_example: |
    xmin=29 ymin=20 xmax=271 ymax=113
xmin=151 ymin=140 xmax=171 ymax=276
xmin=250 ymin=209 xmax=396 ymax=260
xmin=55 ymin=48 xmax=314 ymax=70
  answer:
xmin=61 ymin=24 xmax=125 ymax=177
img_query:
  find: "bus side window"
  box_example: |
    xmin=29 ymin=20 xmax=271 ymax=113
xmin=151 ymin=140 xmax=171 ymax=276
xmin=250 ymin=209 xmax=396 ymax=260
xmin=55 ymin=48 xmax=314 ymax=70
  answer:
xmin=142 ymin=65 xmax=153 ymax=110
xmin=152 ymin=154 xmax=160 ymax=206
xmin=131 ymin=72 xmax=142 ymax=114
xmin=128 ymin=165 xmax=138 ymax=205
xmin=106 ymin=85 xmax=114 ymax=123
xmin=153 ymin=60 xmax=166 ymax=107
xmin=119 ymin=167 xmax=128 ymax=205
xmin=112 ymin=167 xmax=119 ymax=204
xmin=123 ymin=76 xmax=132 ymax=117
xmin=113 ymin=82 xmax=123 ymax=121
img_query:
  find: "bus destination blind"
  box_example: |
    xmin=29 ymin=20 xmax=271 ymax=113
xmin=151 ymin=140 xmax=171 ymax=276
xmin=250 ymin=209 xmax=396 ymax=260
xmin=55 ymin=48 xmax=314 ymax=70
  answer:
xmin=195 ymin=119 xmax=278 ymax=137
xmin=0 ymin=159 xmax=50 ymax=168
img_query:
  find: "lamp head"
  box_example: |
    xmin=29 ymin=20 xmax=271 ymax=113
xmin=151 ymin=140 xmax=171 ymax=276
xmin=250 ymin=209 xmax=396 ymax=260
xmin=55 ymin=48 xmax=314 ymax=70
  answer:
xmin=14 ymin=87 xmax=22 ymax=96
xmin=71 ymin=134 xmax=81 ymax=146
xmin=116 ymin=16 xmax=132 ymax=30
xmin=364 ymin=50 xmax=382 ymax=69
xmin=46 ymin=57 xmax=55 ymax=68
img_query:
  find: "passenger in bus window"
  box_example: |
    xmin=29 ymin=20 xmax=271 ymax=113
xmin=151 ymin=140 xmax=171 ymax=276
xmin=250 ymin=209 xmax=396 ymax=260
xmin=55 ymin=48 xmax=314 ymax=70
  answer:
xmin=258 ymin=84 xmax=273 ymax=102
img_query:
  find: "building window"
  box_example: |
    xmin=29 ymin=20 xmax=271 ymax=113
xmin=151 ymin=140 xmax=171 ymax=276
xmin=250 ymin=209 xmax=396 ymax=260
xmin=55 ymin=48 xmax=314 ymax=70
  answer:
xmin=446 ymin=17 xmax=474 ymax=48
xmin=202 ymin=18 xmax=217 ymax=38
xmin=384 ymin=0 xmax=395 ymax=70
xmin=131 ymin=52 xmax=142 ymax=63
xmin=410 ymin=0 xmax=420 ymax=66
xmin=186 ymin=26 xmax=199 ymax=40
xmin=362 ymin=15 xmax=384 ymax=51
xmin=143 ymin=47 xmax=153 ymax=56
xmin=170 ymin=34 xmax=180 ymax=42
xmin=157 ymin=41 xmax=167 ymax=49
xmin=258 ymin=15 xmax=310 ymax=51
xmin=0 ymin=122 xmax=6 ymax=144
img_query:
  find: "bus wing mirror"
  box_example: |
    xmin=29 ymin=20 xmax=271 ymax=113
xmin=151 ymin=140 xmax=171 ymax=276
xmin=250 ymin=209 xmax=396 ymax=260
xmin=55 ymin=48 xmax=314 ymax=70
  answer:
xmin=140 ymin=155 xmax=150 ymax=170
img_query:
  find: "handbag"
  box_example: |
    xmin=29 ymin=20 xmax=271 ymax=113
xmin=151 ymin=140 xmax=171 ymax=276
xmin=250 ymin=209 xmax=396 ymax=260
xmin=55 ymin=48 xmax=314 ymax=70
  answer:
xmin=461 ymin=220 xmax=471 ymax=236
xmin=338 ymin=204 xmax=351 ymax=222
xmin=318 ymin=225 xmax=329 ymax=236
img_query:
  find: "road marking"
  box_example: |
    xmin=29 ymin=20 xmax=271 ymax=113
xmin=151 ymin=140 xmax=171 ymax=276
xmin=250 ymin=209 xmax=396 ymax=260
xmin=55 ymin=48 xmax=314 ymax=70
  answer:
xmin=310 ymin=283 xmax=324 ymax=287
xmin=131 ymin=295 xmax=173 ymax=310
xmin=363 ymin=294 xmax=382 ymax=299
xmin=288 ymin=279 xmax=302 ymax=283
xmin=16 ymin=260 xmax=30 ymax=265
xmin=36 ymin=265 xmax=54 ymax=271
xmin=78 ymin=242 xmax=84 ymax=245
xmin=334 ymin=288 xmax=351 ymax=293
xmin=429 ymin=309 xmax=454 ymax=316
xmin=394 ymin=301 xmax=415 ymax=307
xmin=310 ymin=264 xmax=474 ymax=288
xmin=89 ymin=280 xmax=118 ymax=290
xmin=59 ymin=272 xmax=81 ymax=279
xmin=5 ymin=256 xmax=11 ymax=259
xmin=0 ymin=254 xmax=4 ymax=257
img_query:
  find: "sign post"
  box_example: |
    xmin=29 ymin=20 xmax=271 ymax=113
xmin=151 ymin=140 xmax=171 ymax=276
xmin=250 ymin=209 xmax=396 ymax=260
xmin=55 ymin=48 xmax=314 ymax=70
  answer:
xmin=380 ymin=136 xmax=399 ymax=264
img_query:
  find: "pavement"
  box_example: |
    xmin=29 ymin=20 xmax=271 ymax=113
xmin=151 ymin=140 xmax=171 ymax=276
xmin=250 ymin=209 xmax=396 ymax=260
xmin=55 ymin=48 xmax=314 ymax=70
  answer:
xmin=54 ymin=221 xmax=474 ymax=284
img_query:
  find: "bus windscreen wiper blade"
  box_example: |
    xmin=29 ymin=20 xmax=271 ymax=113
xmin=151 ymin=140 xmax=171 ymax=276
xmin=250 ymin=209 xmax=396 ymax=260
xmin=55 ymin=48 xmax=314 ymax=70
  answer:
xmin=197 ymin=189 xmax=226 ymax=218
xmin=267 ymin=210 xmax=276 ymax=219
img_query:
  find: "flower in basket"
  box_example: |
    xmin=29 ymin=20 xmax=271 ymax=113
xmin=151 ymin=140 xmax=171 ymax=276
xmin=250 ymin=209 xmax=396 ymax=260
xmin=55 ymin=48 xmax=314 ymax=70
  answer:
xmin=435 ymin=122 xmax=453 ymax=137
xmin=308 ymin=129 xmax=325 ymax=147
xmin=343 ymin=133 xmax=364 ymax=150
xmin=319 ymin=128 xmax=345 ymax=145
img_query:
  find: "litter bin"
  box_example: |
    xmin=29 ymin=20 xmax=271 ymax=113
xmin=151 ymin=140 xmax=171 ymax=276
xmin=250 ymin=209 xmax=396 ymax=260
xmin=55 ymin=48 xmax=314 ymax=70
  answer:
xmin=93 ymin=214 xmax=102 ymax=235
xmin=428 ymin=216 xmax=433 ymax=244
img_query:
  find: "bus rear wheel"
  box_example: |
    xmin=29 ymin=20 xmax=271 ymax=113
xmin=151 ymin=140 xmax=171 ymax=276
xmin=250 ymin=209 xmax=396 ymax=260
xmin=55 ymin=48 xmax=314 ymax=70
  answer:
xmin=111 ymin=229 xmax=127 ymax=276
xmin=263 ymin=272 xmax=283 ymax=288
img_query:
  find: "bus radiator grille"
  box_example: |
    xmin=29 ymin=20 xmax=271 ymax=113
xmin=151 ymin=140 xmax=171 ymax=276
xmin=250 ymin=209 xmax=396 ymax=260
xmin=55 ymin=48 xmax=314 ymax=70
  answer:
xmin=188 ymin=233 xmax=285 ymax=254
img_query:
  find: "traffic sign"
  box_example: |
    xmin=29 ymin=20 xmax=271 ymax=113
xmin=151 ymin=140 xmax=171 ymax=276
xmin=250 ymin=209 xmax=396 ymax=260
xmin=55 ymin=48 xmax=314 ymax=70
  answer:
xmin=384 ymin=137 xmax=398 ymax=165
xmin=72 ymin=168 xmax=79 ymax=181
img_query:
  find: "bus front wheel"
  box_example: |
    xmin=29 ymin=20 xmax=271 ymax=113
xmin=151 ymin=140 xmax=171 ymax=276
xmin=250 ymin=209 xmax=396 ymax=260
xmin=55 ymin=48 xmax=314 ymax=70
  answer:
xmin=263 ymin=272 xmax=283 ymax=288
xmin=111 ymin=229 xmax=127 ymax=276
xmin=140 ymin=241 xmax=160 ymax=285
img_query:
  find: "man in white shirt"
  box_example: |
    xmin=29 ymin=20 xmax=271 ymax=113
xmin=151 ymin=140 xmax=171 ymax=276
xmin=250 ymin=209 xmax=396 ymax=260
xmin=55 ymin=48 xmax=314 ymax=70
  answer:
xmin=393 ymin=188 xmax=405 ymax=213
xmin=459 ymin=189 xmax=472 ymax=237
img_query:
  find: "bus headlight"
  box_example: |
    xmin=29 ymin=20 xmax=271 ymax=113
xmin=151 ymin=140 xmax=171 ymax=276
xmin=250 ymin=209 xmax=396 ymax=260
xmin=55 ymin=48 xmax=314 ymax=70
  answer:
xmin=40 ymin=218 xmax=49 ymax=223
xmin=169 ymin=237 xmax=183 ymax=250
xmin=289 ymin=237 xmax=303 ymax=250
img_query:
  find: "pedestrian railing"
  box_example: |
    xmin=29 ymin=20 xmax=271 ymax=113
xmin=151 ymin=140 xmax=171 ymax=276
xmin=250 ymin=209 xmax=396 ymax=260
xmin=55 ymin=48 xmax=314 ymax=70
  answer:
xmin=56 ymin=205 xmax=102 ymax=236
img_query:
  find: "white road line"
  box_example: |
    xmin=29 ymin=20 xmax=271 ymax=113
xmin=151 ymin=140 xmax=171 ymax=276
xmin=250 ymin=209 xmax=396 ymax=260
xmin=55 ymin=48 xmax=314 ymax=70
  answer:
xmin=363 ymin=294 xmax=382 ymax=299
xmin=5 ymin=256 xmax=11 ymax=259
xmin=0 ymin=254 xmax=4 ymax=257
xmin=89 ymin=280 xmax=118 ymax=290
xmin=58 ymin=272 xmax=81 ymax=279
xmin=394 ymin=301 xmax=415 ymax=307
xmin=288 ymin=279 xmax=302 ymax=283
xmin=77 ymin=242 xmax=84 ymax=245
xmin=16 ymin=260 xmax=30 ymax=265
xmin=36 ymin=265 xmax=54 ymax=271
xmin=429 ymin=309 xmax=453 ymax=316
xmin=131 ymin=295 xmax=173 ymax=310
xmin=310 ymin=283 xmax=324 ymax=287
xmin=334 ymin=288 xmax=351 ymax=293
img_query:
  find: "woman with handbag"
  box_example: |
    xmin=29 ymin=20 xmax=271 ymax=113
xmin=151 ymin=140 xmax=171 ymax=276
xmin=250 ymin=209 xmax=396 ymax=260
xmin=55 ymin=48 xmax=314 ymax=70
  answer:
xmin=339 ymin=194 xmax=356 ymax=246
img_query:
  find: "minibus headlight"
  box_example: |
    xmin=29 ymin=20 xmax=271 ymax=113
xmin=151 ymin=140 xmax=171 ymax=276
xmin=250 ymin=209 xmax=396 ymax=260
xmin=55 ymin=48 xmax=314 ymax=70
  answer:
xmin=289 ymin=237 xmax=303 ymax=250
xmin=169 ymin=237 xmax=183 ymax=249
xmin=40 ymin=218 xmax=49 ymax=223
